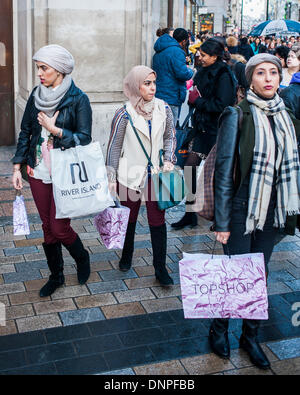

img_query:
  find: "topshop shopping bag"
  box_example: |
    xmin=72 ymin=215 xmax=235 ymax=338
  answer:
xmin=179 ymin=251 xmax=268 ymax=320
xmin=94 ymin=201 xmax=130 ymax=250
xmin=51 ymin=142 xmax=114 ymax=219
xmin=13 ymin=194 xmax=30 ymax=236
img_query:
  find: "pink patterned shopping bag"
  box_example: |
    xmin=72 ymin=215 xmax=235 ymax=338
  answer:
xmin=179 ymin=252 xmax=268 ymax=320
xmin=13 ymin=195 xmax=30 ymax=236
xmin=94 ymin=202 xmax=130 ymax=250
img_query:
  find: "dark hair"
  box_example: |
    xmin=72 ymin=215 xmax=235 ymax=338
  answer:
xmin=213 ymin=36 xmax=227 ymax=48
xmin=274 ymin=45 xmax=290 ymax=66
xmin=200 ymin=38 xmax=225 ymax=59
xmin=240 ymin=37 xmax=248 ymax=45
xmin=258 ymin=45 xmax=268 ymax=54
xmin=156 ymin=27 xmax=174 ymax=37
xmin=173 ymin=28 xmax=189 ymax=43
xmin=254 ymin=38 xmax=261 ymax=50
xmin=223 ymin=50 xmax=231 ymax=63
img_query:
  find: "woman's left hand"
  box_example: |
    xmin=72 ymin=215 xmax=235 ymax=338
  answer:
xmin=37 ymin=111 xmax=60 ymax=134
xmin=214 ymin=231 xmax=231 ymax=245
xmin=163 ymin=161 xmax=174 ymax=172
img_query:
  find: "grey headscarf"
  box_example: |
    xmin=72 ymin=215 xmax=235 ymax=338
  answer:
xmin=33 ymin=45 xmax=74 ymax=116
xmin=33 ymin=44 xmax=75 ymax=75
xmin=245 ymin=54 xmax=283 ymax=85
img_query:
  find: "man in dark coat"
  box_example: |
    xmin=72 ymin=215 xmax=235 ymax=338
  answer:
xmin=237 ymin=37 xmax=255 ymax=61
xmin=153 ymin=28 xmax=193 ymax=125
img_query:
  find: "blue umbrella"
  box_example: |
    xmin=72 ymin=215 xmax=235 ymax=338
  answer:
xmin=249 ymin=19 xmax=300 ymax=36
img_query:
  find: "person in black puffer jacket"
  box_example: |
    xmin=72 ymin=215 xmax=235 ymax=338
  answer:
xmin=12 ymin=45 xmax=92 ymax=298
xmin=172 ymin=38 xmax=237 ymax=230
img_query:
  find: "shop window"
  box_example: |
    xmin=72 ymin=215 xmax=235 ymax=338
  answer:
xmin=199 ymin=13 xmax=214 ymax=33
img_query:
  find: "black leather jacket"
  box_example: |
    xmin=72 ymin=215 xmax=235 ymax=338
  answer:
xmin=214 ymin=101 xmax=300 ymax=233
xmin=214 ymin=106 xmax=240 ymax=232
xmin=12 ymin=81 xmax=92 ymax=168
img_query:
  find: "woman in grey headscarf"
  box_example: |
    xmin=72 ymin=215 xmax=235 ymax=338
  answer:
xmin=208 ymin=54 xmax=300 ymax=369
xmin=12 ymin=44 xmax=92 ymax=297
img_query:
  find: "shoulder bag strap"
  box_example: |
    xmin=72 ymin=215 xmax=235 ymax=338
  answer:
xmin=124 ymin=105 xmax=154 ymax=168
xmin=236 ymin=105 xmax=243 ymax=131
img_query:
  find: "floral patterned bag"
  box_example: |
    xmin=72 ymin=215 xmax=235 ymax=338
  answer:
xmin=94 ymin=200 xmax=130 ymax=250
xmin=13 ymin=192 xmax=30 ymax=236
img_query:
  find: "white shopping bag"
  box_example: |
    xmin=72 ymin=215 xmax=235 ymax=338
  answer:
xmin=51 ymin=142 xmax=114 ymax=219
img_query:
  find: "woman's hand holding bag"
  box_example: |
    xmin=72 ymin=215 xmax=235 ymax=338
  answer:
xmin=151 ymin=150 xmax=187 ymax=211
xmin=12 ymin=169 xmax=23 ymax=191
xmin=163 ymin=161 xmax=174 ymax=172
xmin=215 ymin=231 xmax=231 ymax=245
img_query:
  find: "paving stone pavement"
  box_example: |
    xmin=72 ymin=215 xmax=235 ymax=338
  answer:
xmin=0 ymin=146 xmax=299 ymax=375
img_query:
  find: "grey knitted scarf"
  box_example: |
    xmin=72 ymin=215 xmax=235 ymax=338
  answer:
xmin=34 ymin=74 xmax=72 ymax=117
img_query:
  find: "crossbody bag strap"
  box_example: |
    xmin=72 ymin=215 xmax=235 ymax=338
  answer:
xmin=124 ymin=105 xmax=154 ymax=168
xmin=180 ymin=107 xmax=194 ymax=129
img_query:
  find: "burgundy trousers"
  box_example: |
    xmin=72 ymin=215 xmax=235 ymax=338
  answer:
xmin=28 ymin=176 xmax=77 ymax=246
xmin=117 ymin=179 xmax=165 ymax=227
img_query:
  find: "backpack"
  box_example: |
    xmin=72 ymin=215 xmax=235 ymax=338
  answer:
xmin=230 ymin=61 xmax=246 ymax=104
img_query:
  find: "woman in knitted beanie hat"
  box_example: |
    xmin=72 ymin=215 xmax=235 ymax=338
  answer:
xmin=245 ymin=53 xmax=283 ymax=87
xmin=206 ymin=53 xmax=300 ymax=370
xmin=12 ymin=44 xmax=93 ymax=297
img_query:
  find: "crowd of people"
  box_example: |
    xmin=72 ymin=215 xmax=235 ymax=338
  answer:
xmin=189 ymin=32 xmax=300 ymax=88
xmin=152 ymin=27 xmax=300 ymax=370
xmin=11 ymin=26 xmax=300 ymax=373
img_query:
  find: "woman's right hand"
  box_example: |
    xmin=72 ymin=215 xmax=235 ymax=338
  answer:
xmin=12 ymin=170 xmax=23 ymax=190
xmin=214 ymin=231 xmax=231 ymax=245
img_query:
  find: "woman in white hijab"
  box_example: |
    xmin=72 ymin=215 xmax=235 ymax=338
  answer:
xmin=106 ymin=65 xmax=177 ymax=286
xmin=12 ymin=44 xmax=92 ymax=298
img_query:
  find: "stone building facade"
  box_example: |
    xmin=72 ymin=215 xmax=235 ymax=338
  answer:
xmin=0 ymin=0 xmax=195 ymax=151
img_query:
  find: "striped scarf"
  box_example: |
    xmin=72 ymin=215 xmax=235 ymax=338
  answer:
xmin=246 ymin=90 xmax=300 ymax=234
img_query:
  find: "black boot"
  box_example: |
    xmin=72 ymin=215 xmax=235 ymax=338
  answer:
xmin=171 ymin=211 xmax=197 ymax=230
xmin=240 ymin=320 xmax=270 ymax=370
xmin=119 ymin=222 xmax=136 ymax=272
xmin=40 ymin=243 xmax=65 ymax=297
xmin=209 ymin=318 xmax=230 ymax=359
xmin=64 ymin=236 xmax=90 ymax=285
xmin=150 ymin=224 xmax=174 ymax=286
